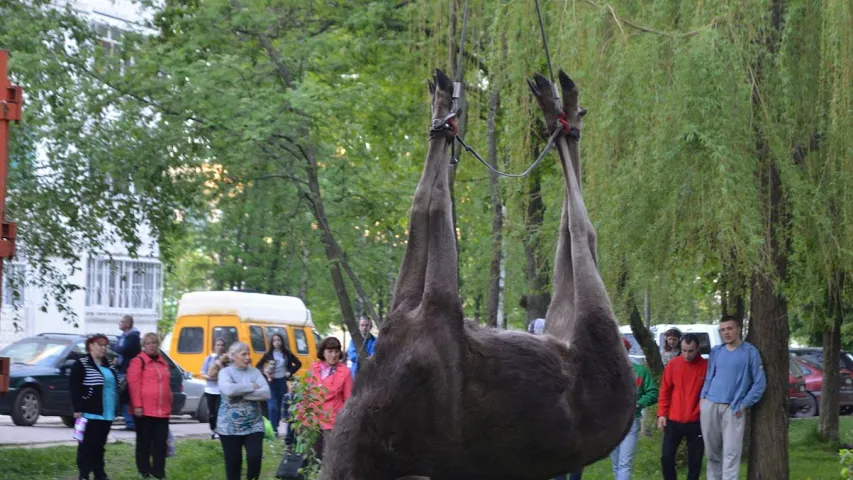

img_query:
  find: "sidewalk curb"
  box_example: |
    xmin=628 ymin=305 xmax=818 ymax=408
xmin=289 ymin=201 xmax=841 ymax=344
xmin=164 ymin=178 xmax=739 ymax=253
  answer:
xmin=0 ymin=432 xmax=210 ymax=449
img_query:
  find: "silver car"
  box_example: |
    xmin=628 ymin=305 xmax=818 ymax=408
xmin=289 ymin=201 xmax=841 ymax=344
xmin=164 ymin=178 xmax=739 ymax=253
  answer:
xmin=178 ymin=369 xmax=210 ymax=423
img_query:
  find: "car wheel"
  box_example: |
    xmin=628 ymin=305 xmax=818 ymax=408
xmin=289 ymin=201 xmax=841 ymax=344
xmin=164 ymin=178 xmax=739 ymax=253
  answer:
xmin=61 ymin=416 xmax=76 ymax=428
xmin=11 ymin=387 xmax=41 ymax=426
xmin=841 ymin=406 xmax=853 ymax=415
xmin=196 ymin=396 xmax=209 ymax=424
xmin=795 ymin=395 xmax=818 ymax=418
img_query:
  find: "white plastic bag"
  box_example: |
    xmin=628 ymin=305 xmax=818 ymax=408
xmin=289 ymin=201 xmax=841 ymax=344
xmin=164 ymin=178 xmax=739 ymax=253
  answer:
xmin=73 ymin=417 xmax=88 ymax=443
xmin=166 ymin=430 xmax=176 ymax=458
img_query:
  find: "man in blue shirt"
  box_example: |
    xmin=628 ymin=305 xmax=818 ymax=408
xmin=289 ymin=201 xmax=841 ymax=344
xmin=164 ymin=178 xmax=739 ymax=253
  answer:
xmin=699 ymin=315 xmax=766 ymax=480
xmin=112 ymin=314 xmax=140 ymax=430
xmin=347 ymin=316 xmax=377 ymax=378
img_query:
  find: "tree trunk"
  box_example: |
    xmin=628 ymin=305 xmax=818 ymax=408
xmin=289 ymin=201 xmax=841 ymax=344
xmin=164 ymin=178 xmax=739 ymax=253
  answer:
xmin=629 ymin=301 xmax=663 ymax=379
xmin=746 ymin=0 xmax=789 ymax=477
xmin=446 ymin=0 xmax=466 ymax=295
xmin=629 ymin=299 xmax=663 ymax=437
xmin=747 ymin=273 xmax=789 ymax=480
xmin=520 ymin=164 xmax=550 ymax=326
xmin=819 ymin=273 xmax=844 ymax=441
xmin=301 ymin=145 xmax=363 ymax=354
xmin=486 ymin=86 xmax=503 ymax=328
xmin=721 ymin=251 xmax=747 ymax=321
xmin=298 ymin=242 xmax=309 ymax=301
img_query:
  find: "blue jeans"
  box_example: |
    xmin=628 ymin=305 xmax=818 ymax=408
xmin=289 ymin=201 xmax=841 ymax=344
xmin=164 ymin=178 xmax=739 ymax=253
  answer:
xmin=554 ymin=472 xmax=583 ymax=480
xmin=118 ymin=373 xmax=135 ymax=429
xmin=610 ymin=417 xmax=641 ymax=480
xmin=267 ymin=377 xmax=288 ymax=435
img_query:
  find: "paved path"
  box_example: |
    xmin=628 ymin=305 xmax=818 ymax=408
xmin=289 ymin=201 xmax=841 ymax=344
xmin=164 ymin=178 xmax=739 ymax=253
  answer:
xmin=0 ymin=415 xmax=211 ymax=448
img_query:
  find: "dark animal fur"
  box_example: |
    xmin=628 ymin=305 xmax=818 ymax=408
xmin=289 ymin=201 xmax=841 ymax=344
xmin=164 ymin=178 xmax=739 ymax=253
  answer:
xmin=318 ymin=69 xmax=636 ymax=480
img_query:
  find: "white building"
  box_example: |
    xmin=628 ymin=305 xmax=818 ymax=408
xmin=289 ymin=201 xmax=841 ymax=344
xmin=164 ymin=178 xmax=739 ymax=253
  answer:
xmin=0 ymin=0 xmax=162 ymax=347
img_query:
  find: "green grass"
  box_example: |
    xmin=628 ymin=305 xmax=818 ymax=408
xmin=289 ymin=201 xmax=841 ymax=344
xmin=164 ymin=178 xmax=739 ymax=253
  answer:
xmin=0 ymin=418 xmax=850 ymax=480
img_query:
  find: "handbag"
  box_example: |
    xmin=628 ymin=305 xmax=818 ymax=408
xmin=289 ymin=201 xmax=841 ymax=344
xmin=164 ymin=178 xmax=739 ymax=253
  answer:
xmin=275 ymin=450 xmax=306 ymax=479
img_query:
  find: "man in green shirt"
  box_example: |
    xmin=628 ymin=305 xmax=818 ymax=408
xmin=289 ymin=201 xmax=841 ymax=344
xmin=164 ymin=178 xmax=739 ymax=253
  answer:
xmin=609 ymin=336 xmax=658 ymax=480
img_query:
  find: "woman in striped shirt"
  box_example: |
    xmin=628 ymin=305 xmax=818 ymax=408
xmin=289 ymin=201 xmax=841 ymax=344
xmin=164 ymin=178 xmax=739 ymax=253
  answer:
xmin=70 ymin=334 xmax=119 ymax=480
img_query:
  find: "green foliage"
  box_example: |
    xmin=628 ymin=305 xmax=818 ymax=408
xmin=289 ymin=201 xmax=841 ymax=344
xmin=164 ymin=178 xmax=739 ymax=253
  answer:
xmin=840 ymin=449 xmax=853 ymax=479
xmin=288 ymin=373 xmax=328 ymax=479
xmin=1 ymin=0 xmax=201 ymax=324
xmin=6 ymin=0 xmax=853 ymax=337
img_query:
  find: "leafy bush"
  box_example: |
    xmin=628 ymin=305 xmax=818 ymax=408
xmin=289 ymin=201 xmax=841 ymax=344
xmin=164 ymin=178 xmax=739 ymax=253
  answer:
xmin=840 ymin=449 xmax=853 ymax=479
xmin=288 ymin=373 xmax=330 ymax=480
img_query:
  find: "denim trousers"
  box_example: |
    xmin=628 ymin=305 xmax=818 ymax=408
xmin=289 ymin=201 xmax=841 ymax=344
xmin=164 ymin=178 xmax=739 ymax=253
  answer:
xmin=609 ymin=416 xmax=641 ymax=480
xmin=266 ymin=377 xmax=288 ymax=435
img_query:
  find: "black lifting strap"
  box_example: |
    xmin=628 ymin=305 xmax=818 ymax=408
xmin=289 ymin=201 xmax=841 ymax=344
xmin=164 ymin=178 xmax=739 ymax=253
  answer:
xmin=434 ymin=0 xmax=577 ymax=178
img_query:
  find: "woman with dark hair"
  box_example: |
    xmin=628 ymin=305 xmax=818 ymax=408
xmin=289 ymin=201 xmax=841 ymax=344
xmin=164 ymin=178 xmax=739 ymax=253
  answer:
xmin=255 ymin=333 xmax=301 ymax=439
xmin=70 ymin=334 xmax=119 ymax=480
xmin=661 ymin=328 xmax=683 ymax=366
xmin=304 ymin=336 xmax=352 ymax=459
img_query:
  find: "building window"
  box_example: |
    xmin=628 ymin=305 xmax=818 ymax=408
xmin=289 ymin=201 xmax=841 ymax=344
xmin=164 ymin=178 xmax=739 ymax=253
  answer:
xmin=2 ymin=263 xmax=25 ymax=306
xmin=95 ymin=23 xmax=123 ymax=57
xmin=85 ymin=258 xmax=162 ymax=311
xmin=93 ymin=23 xmax=133 ymax=73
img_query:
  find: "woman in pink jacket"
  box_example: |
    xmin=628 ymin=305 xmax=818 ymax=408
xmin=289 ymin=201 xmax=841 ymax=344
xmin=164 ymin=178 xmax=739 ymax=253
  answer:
xmin=127 ymin=332 xmax=173 ymax=480
xmin=305 ymin=336 xmax=352 ymax=459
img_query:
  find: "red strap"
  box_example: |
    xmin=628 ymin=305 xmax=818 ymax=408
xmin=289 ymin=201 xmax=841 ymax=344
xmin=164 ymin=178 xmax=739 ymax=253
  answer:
xmin=557 ymin=112 xmax=571 ymax=135
xmin=448 ymin=117 xmax=459 ymax=136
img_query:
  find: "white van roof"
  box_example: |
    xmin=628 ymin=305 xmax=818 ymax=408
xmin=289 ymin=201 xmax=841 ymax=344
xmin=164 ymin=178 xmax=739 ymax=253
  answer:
xmin=176 ymin=291 xmax=314 ymax=327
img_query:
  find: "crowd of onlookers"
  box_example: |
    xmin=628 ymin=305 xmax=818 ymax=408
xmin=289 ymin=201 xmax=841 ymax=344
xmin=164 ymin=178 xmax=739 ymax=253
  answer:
xmin=68 ymin=314 xmax=371 ymax=480
xmin=537 ymin=315 xmax=766 ymax=480
xmin=70 ymin=312 xmax=762 ymax=480
xmin=71 ymin=320 xmax=175 ymax=480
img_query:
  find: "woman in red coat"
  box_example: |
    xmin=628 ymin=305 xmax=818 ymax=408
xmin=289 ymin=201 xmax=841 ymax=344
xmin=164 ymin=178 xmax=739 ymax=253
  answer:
xmin=127 ymin=332 xmax=173 ymax=480
xmin=305 ymin=336 xmax=352 ymax=459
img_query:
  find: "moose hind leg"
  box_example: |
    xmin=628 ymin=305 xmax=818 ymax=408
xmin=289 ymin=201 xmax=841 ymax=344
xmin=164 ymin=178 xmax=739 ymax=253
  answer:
xmin=562 ymin=146 xmax=605 ymax=314
xmin=422 ymin=155 xmax=459 ymax=305
xmin=391 ymin=69 xmax=455 ymax=312
xmin=544 ymin=194 xmax=577 ymax=342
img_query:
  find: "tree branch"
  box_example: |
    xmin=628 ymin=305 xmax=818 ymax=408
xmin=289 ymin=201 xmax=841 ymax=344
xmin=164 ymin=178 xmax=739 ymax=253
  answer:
xmin=581 ymin=0 xmax=717 ymax=38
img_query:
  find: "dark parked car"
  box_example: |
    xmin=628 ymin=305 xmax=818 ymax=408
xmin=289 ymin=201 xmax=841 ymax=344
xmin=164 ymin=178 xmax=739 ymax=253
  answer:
xmin=793 ymin=356 xmax=853 ymax=415
xmin=0 ymin=333 xmax=186 ymax=426
xmin=789 ymin=355 xmax=816 ymax=417
xmin=790 ymin=347 xmax=853 ymax=373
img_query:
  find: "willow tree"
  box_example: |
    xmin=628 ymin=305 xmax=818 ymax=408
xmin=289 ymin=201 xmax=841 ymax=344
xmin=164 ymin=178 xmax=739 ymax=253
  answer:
xmin=413 ymin=0 xmax=852 ymax=477
xmin=771 ymin=0 xmax=853 ymax=442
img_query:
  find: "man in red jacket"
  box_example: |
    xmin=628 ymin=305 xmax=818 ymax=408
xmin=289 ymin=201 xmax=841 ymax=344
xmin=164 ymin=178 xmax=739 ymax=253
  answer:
xmin=657 ymin=333 xmax=708 ymax=480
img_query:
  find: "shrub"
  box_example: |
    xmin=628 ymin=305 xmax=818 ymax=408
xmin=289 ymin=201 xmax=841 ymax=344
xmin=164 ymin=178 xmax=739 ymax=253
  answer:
xmin=288 ymin=373 xmax=330 ymax=480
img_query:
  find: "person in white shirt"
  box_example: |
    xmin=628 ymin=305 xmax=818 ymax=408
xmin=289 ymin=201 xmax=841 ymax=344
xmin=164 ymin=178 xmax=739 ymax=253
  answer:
xmin=201 ymin=338 xmax=228 ymax=439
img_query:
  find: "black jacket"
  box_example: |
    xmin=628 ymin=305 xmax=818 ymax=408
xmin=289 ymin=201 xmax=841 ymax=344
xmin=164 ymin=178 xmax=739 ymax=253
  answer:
xmin=255 ymin=349 xmax=302 ymax=379
xmin=70 ymin=355 xmax=119 ymax=416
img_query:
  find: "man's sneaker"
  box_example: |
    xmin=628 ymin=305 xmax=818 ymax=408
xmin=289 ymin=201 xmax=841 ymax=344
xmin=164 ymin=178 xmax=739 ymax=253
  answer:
xmin=210 ymin=432 xmax=219 ymax=440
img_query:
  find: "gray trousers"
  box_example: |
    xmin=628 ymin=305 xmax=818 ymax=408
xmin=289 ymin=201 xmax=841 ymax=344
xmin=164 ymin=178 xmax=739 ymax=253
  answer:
xmin=699 ymin=399 xmax=745 ymax=480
